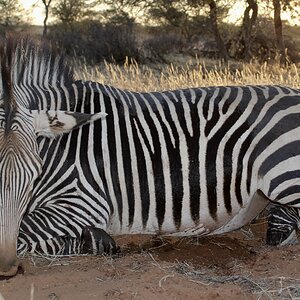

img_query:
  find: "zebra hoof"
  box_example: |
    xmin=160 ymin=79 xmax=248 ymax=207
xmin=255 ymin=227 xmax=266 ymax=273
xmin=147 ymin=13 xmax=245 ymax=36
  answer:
xmin=266 ymin=228 xmax=298 ymax=246
xmin=80 ymin=226 xmax=119 ymax=255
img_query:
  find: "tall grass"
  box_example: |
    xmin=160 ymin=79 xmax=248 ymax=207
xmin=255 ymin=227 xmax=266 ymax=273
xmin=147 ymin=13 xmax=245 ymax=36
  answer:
xmin=75 ymin=58 xmax=300 ymax=92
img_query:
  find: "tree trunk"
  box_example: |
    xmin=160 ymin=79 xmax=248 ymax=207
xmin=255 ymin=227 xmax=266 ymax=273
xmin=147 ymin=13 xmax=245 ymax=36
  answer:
xmin=273 ymin=0 xmax=286 ymax=65
xmin=42 ymin=0 xmax=52 ymax=37
xmin=207 ymin=0 xmax=228 ymax=63
xmin=240 ymin=0 xmax=258 ymax=60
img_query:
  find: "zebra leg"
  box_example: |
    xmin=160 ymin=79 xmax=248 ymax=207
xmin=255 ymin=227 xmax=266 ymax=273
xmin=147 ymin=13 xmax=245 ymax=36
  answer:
xmin=79 ymin=226 xmax=119 ymax=255
xmin=18 ymin=234 xmax=83 ymax=256
xmin=266 ymin=205 xmax=300 ymax=246
xmin=18 ymin=227 xmax=118 ymax=256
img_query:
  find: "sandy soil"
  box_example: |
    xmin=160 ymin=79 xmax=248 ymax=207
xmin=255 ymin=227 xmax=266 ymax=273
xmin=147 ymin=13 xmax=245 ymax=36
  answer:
xmin=1 ymin=218 xmax=300 ymax=300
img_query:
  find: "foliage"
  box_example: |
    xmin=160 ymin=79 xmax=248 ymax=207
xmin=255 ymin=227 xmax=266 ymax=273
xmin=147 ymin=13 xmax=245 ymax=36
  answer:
xmin=0 ymin=0 xmax=23 ymax=29
xmin=142 ymin=31 xmax=186 ymax=62
xmin=97 ymin=0 xmax=141 ymax=25
xmin=52 ymin=0 xmax=98 ymax=25
xmin=142 ymin=0 xmax=231 ymax=38
xmin=48 ymin=20 xmax=140 ymax=63
xmin=0 ymin=0 xmax=299 ymax=65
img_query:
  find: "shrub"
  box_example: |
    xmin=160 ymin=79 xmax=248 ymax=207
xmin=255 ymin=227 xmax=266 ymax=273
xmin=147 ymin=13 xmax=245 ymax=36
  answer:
xmin=48 ymin=21 xmax=141 ymax=64
xmin=142 ymin=32 xmax=185 ymax=62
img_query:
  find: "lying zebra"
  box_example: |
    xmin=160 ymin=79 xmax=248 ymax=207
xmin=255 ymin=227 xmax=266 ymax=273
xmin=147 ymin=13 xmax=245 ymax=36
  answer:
xmin=0 ymin=37 xmax=298 ymax=276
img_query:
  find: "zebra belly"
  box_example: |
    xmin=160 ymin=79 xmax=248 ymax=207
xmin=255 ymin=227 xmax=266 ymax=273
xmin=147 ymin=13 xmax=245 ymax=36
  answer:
xmin=165 ymin=192 xmax=268 ymax=236
xmin=209 ymin=191 xmax=268 ymax=235
xmin=107 ymin=191 xmax=268 ymax=236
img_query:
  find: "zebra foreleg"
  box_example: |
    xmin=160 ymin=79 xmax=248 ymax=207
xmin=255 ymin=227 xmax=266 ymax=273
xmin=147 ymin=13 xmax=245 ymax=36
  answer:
xmin=18 ymin=227 xmax=118 ymax=256
xmin=79 ymin=226 xmax=119 ymax=255
xmin=266 ymin=205 xmax=300 ymax=246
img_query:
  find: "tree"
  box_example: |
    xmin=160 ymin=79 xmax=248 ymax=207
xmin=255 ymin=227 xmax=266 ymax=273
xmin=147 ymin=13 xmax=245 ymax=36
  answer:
xmin=0 ymin=0 xmax=23 ymax=29
xmin=240 ymin=0 xmax=258 ymax=60
xmin=143 ymin=0 xmax=220 ymax=40
xmin=206 ymin=0 xmax=228 ymax=63
xmin=187 ymin=0 xmax=229 ymax=62
xmin=98 ymin=0 xmax=142 ymax=25
xmin=52 ymin=0 xmax=97 ymax=25
xmin=271 ymin=0 xmax=300 ymax=65
xmin=147 ymin=0 xmax=191 ymax=37
xmin=41 ymin=0 xmax=53 ymax=36
xmin=272 ymin=0 xmax=286 ymax=65
xmin=143 ymin=0 xmax=229 ymax=62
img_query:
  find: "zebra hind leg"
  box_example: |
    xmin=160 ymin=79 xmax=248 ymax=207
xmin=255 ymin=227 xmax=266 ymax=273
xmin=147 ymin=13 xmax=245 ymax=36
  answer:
xmin=80 ymin=227 xmax=119 ymax=255
xmin=266 ymin=205 xmax=299 ymax=246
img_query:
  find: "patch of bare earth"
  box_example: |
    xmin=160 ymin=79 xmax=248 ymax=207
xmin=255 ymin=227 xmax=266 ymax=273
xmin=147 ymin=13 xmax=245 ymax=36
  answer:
xmin=1 ymin=218 xmax=300 ymax=300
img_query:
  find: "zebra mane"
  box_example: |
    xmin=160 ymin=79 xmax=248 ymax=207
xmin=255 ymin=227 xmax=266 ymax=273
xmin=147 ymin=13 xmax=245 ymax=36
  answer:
xmin=0 ymin=36 xmax=75 ymax=112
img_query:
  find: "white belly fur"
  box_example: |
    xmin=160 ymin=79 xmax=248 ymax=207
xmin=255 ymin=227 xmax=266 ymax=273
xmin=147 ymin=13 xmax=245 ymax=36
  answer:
xmin=210 ymin=191 xmax=269 ymax=235
xmin=108 ymin=191 xmax=268 ymax=236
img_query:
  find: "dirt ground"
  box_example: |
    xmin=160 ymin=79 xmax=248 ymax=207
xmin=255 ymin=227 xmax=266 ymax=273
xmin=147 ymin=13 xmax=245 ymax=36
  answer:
xmin=1 ymin=218 xmax=300 ymax=300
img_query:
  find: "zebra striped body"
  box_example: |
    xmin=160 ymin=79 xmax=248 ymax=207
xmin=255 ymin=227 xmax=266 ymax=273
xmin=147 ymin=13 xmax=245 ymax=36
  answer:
xmin=0 ymin=38 xmax=299 ymax=274
xmin=18 ymin=82 xmax=300 ymax=255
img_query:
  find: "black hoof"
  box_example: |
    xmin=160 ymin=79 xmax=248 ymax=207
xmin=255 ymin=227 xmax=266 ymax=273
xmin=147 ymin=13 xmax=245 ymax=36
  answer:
xmin=266 ymin=205 xmax=299 ymax=246
xmin=266 ymin=227 xmax=298 ymax=246
xmin=80 ymin=226 xmax=119 ymax=255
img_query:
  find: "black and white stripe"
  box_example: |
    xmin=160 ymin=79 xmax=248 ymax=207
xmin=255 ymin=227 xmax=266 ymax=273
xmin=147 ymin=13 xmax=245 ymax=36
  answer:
xmin=18 ymin=79 xmax=300 ymax=254
xmin=0 ymin=38 xmax=299 ymax=257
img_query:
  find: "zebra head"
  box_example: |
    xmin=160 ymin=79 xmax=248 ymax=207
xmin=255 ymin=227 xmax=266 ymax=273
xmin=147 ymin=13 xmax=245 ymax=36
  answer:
xmin=0 ymin=37 xmax=106 ymax=276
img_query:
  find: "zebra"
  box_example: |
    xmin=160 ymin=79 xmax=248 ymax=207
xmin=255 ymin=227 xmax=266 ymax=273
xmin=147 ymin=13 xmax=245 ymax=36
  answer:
xmin=0 ymin=37 xmax=299 ymax=277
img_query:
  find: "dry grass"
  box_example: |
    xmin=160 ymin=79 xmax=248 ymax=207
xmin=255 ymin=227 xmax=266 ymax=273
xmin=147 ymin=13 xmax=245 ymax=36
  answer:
xmin=75 ymin=57 xmax=300 ymax=92
xmin=174 ymin=261 xmax=300 ymax=299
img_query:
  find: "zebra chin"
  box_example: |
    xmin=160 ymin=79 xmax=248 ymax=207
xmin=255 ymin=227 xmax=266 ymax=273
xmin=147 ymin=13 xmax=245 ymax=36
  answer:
xmin=0 ymin=243 xmax=20 ymax=277
xmin=0 ymin=221 xmax=22 ymax=277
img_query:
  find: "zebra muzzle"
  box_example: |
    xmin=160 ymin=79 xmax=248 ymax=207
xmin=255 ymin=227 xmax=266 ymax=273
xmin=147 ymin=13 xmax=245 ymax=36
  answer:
xmin=0 ymin=245 xmax=20 ymax=277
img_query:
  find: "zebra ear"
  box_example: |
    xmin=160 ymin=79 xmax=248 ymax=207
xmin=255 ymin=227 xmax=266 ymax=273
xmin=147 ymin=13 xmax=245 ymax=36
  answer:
xmin=32 ymin=110 xmax=107 ymax=138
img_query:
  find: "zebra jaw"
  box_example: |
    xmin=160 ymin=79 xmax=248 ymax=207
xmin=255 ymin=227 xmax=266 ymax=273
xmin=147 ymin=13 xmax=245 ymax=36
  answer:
xmin=32 ymin=110 xmax=107 ymax=138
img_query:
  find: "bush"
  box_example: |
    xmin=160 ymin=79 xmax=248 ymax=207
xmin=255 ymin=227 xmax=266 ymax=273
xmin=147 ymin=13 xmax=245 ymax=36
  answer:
xmin=142 ymin=32 xmax=185 ymax=62
xmin=228 ymin=17 xmax=300 ymax=63
xmin=48 ymin=21 xmax=141 ymax=64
